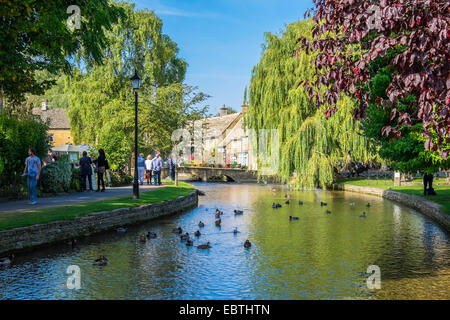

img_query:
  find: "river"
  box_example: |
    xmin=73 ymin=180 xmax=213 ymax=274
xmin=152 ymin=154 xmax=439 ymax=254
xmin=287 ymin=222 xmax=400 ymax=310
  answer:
xmin=0 ymin=183 xmax=449 ymax=299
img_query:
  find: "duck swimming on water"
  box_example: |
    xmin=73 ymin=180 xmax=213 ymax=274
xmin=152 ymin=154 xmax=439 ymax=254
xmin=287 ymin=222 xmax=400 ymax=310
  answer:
xmin=320 ymin=202 xmax=327 ymax=206
xmin=298 ymin=201 xmax=303 ymax=205
xmin=244 ymin=240 xmax=252 ymax=248
xmin=194 ymin=230 xmax=201 ymax=237
xmin=289 ymin=216 xmax=299 ymax=221
xmin=147 ymin=232 xmax=157 ymax=239
xmin=0 ymin=254 xmax=13 ymax=266
xmin=198 ymin=221 xmax=205 ymax=228
xmin=172 ymin=227 xmax=183 ymax=234
xmin=180 ymin=233 xmax=190 ymax=241
xmin=234 ymin=210 xmax=243 ymax=215
xmin=359 ymin=212 xmax=367 ymax=218
xmin=93 ymin=255 xmax=108 ymax=266
xmin=197 ymin=242 xmax=211 ymax=249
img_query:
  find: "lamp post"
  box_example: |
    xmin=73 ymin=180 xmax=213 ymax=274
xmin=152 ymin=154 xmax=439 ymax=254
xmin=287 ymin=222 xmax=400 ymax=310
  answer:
xmin=130 ymin=69 xmax=142 ymax=199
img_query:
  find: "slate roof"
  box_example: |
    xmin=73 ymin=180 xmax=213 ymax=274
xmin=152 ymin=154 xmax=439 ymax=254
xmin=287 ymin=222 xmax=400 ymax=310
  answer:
xmin=32 ymin=108 xmax=71 ymax=129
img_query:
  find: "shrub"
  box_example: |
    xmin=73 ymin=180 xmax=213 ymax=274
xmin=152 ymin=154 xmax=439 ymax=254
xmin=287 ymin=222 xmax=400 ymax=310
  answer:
xmin=70 ymin=167 xmax=82 ymax=192
xmin=109 ymin=170 xmax=133 ymax=187
xmin=39 ymin=161 xmax=72 ymax=193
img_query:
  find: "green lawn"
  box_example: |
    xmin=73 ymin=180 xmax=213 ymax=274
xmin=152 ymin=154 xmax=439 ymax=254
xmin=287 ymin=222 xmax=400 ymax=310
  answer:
xmin=0 ymin=181 xmax=196 ymax=231
xmin=338 ymin=178 xmax=450 ymax=215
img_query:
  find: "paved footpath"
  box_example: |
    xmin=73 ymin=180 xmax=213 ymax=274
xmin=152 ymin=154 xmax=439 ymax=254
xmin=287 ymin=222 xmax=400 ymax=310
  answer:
xmin=0 ymin=184 xmax=165 ymax=214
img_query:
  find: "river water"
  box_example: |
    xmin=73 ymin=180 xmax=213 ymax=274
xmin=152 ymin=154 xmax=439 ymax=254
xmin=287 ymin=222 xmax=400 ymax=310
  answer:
xmin=0 ymin=183 xmax=449 ymax=299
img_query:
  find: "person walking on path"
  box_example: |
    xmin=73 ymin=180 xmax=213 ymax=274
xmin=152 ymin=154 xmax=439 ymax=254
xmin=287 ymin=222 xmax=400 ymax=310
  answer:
xmin=137 ymin=153 xmax=146 ymax=185
xmin=151 ymin=152 xmax=163 ymax=186
xmin=79 ymin=151 xmax=93 ymax=192
xmin=145 ymin=154 xmax=153 ymax=185
xmin=94 ymin=149 xmax=108 ymax=192
xmin=167 ymin=154 xmax=176 ymax=181
xmin=22 ymin=148 xmax=41 ymax=205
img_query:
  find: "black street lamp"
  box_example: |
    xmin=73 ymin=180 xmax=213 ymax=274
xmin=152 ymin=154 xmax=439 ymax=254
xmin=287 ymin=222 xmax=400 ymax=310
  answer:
xmin=130 ymin=69 xmax=142 ymax=199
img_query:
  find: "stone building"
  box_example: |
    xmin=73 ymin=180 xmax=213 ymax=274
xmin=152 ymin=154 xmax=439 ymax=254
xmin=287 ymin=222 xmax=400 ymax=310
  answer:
xmin=189 ymin=103 xmax=256 ymax=170
xmin=32 ymin=100 xmax=73 ymax=146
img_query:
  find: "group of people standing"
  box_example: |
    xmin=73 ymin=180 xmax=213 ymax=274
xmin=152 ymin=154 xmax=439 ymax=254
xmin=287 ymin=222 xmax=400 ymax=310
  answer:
xmin=79 ymin=149 xmax=109 ymax=192
xmin=22 ymin=147 xmax=176 ymax=204
xmin=136 ymin=152 xmax=172 ymax=186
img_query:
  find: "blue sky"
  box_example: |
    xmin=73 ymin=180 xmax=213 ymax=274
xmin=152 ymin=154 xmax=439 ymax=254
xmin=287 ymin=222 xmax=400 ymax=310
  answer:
xmin=134 ymin=0 xmax=312 ymax=115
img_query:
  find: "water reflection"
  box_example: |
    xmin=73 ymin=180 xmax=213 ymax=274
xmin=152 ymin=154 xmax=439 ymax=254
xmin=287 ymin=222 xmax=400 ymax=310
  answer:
xmin=0 ymin=183 xmax=449 ymax=299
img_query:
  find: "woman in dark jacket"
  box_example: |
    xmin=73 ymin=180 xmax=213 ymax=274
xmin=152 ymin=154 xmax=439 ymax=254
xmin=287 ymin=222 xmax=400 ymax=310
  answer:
xmin=79 ymin=151 xmax=93 ymax=191
xmin=94 ymin=149 xmax=108 ymax=192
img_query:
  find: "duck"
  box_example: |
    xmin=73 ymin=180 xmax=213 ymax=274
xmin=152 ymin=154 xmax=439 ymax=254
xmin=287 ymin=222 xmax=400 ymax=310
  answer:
xmin=366 ymin=203 xmax=371 ymax=207
xmin=359 ymin=212 xmax=367 ymax=218
xmin=116 ymin=227 xmax=127 ymax=233
xmin=298 ymin=201 xmax=303 ymax=205
xmin=180 ymin=233 xmax=190 ymax=241
xmin=233 ymin=227 xmax=239 ymax=234
xmin=320 ymin=202 xmax=327 ymax=206
xmin=197 ymin=242 xmax=211 ymax=249
xmin=285 ymin=194 xmax=291 ymax=198
xmin=244 ymin=240 xmax=252 ymax=248
xmin=147 ymin=232 xmax=157 ymax=239
xmin=285 ymin=200 xmax=290 ymax=205
xmin=234 ymin=209 xmax=243 ymax=215
xmin=215 ymin=209 xmax=223 ymax=215
xmin=67 ymin=239 xmax=77 ymax=247
xmin=289 ymin=216 xmax=299 ymax=221
xmin=93 ymin=255 xmax=108 ymax=266
xmin=140 ymin=234 xmax=147 ymax=243
xmin=215 ymin=212 xmax=221 ymax=218
xmin=0 ymin=254 xmax=13 ymax=266
xmin=186 ymin=239 xmax=194 ymax=246
xmin=194 ymin=230 xmax=201 ymax=237
xmin=198 ymin=221 xmax=205 ymax=228
xmin=349 ymin=202 xmax=355 ymax=206
xmin=272 ymin=203 xmax=277 ymax=209
xmin=215 ymin=219 xmax=222 ymax=227
xmin=172 ymin=227 xmax=183 ymax=234
xmin=326 ymin=210 xmax=332 ymax=214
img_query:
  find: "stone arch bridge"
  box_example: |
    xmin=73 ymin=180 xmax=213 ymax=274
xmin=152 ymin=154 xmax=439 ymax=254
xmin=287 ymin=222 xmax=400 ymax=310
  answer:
xmin=162 ymin=166 xmax=258 ymax=183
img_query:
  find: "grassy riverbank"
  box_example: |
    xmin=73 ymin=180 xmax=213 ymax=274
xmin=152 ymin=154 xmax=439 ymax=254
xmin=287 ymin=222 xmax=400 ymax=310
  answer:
xmin=0 ymin=181 xmax=196 ymax=231
xmin=337 ymin=178 xmax=450 ymax=215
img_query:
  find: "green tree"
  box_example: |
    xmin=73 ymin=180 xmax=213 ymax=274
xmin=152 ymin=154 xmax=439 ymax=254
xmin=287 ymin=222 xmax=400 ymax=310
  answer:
xmin=0 ymin=114 xmax=49 ymax=183
xmin=0 ymin=0 xmax=124 ymax=107
xmin=247 ymin=21 xmax=375 ymax=189
xmin=67 ymin=3 xmax=208 ymax=171
xmin=362 ymin=51 xmax=449 ymax=174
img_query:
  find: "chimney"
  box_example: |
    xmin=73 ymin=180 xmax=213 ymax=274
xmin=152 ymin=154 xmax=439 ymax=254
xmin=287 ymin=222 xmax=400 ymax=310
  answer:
xmin=219 ymin=104 xmax=228 ymax=117
xmin=41 ymin=99 xmax=48 ymax=111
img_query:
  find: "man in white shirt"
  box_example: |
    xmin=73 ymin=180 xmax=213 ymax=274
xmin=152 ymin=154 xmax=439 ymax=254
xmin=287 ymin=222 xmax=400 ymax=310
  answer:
xmin=151 ymin=153 xmax=163 ymax=185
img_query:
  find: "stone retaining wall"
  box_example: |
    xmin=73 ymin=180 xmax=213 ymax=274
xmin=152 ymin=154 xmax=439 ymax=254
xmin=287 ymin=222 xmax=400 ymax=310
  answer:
xmin=334 ymin=184 xmax=450 ymax=233
xmin=0 ymin=190 xmax=198 ymax=256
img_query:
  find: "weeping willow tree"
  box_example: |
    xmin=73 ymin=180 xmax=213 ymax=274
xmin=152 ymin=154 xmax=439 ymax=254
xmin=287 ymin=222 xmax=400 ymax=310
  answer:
xmin=67 ymin=2 xmax=208 ymax=170
xmin=247 ymin=20 xmax=376 ymax=189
